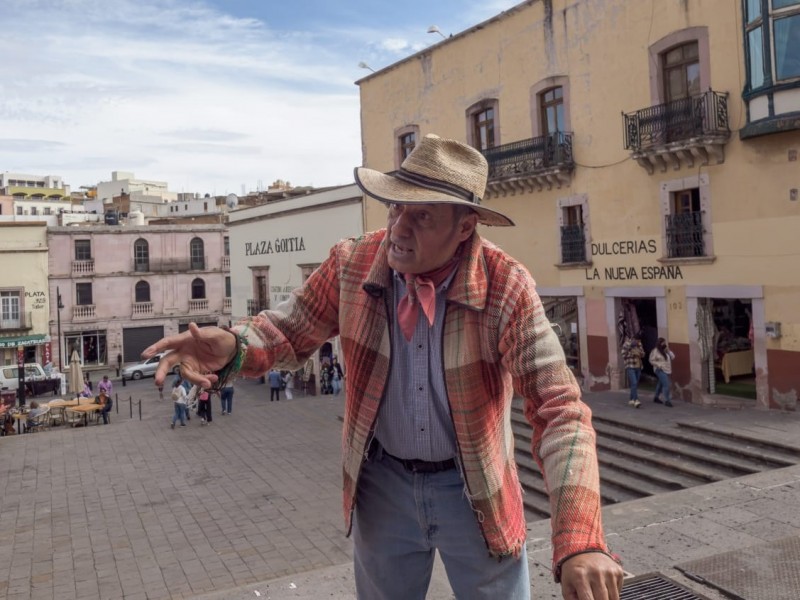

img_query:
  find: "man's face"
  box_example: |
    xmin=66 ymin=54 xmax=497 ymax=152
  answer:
xmin=386 ymin=203 xmax=478 ymax=274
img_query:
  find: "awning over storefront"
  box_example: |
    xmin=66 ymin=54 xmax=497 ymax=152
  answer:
xmin=0 ymin=334 xmax=49 ymax=349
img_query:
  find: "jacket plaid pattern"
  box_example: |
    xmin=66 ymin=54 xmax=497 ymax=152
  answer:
xmin=232 ymin=229 xmax=609 ymax=571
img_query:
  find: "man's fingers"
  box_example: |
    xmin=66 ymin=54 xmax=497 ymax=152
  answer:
xmin=142 ymin=332 xmax=188 ymax=359
xmin=153 ymin=352 xmax=182 ymax=386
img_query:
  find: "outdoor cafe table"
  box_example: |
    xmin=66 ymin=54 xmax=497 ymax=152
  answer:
xmin=47 ymin=398 xmax=81 ymax=409
xmin=11 ymin=410 xmax=29 ymax=434
xmin=69 ymin=403 xmax=102 ymax=426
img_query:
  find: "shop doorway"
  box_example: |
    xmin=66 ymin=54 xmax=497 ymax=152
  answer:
xmin=617 ymin=298 xmax=659 ymax=389
xmin=542 ymin=297 xmax=581 ymax=380
xmin=698 ymin=298 xmax=755 ymax=400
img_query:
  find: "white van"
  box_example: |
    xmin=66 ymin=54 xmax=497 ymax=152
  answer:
xmin=0 ymin=363 xmax=50 ymax=391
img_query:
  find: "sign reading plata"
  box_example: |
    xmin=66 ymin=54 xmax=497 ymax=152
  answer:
xmin=245 ymin=237 xmax=306 ymax=256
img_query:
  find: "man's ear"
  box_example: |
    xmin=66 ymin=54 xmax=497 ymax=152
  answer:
xmin=457 ymin=212 xmax=479 ymax=241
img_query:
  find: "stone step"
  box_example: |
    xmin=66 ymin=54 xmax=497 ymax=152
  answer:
xmin=593 ymin=416 xmax=797 ymax=468
xmin=590 ymin=420 xmax=763 ymax=476
xmin=675 ymin=421 xmax=800 ymax=460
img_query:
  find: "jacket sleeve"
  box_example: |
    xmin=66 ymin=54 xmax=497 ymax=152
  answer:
xmin=499 ymin=266 xmax=609 ymax=576
xmin=231 ymin=244 xmax=343 ymax=378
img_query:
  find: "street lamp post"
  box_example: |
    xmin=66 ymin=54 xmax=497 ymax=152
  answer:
xmin=56 ymin=287 xmax=64 ymax=372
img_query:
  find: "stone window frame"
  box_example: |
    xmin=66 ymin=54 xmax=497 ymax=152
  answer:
xmin=555 ymin=193 xmax=592 ymax=268
xmin=134 ymin=280 xmax=151 ymax=303
xmin=658 ymin=173 xmax=715 ymax=264
xmin=648 ymin=27 xmax=711 ymax=105
xmin=394 ymin=124 xmax=420 ymax=169
xmin=530 ymin=76 xmax=572 ymax=138
xmin=465 ymin=98 xmax=500 ymax=150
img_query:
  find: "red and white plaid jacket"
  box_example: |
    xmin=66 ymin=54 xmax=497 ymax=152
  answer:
xmin=233 ymin=229 xmax=609 ymax=571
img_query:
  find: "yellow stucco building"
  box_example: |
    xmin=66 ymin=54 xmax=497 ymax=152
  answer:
xmin=0 ymin=223 xmax=52 ymax=367
xmin=357 ymin=0 xmax=800 ymax=409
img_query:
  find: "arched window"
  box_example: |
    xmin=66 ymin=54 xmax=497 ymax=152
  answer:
xmin=134 ymin=238 xmax=149 ymax=272
xmin=191 ymin=278 xmax=206 ymax=300
xmin=135 ymin=281 xmax=151 ymax=303
xmin=190 ymin=238 xmax=205 ymax=270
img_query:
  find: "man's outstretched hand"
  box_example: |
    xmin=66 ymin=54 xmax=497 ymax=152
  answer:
xmin=560 ymin=552 xmax=624 ymax=600
xmin=142 ymin=323 xmax=238 ymax=388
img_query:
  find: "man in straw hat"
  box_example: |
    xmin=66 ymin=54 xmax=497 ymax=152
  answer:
xmin=143 ymin=134 xmax=623 ymax=599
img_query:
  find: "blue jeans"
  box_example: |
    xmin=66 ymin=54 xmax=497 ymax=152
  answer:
xmin=654 ymin=369 xmax=672 ymax=403
xmin=172 ymin=403 xmax=187 ymax=425
xmin=220 ymin=387 xmax=234 ymax=413
xmin=332 ymin=377 xmax=342 ymax=395
xmin=353 ymin=443 xmax=530 ymax=599
xmin=626 ymin=368 xmax=641 ymax=400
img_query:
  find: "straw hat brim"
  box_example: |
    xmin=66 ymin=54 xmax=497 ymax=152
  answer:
xmin=354 ymin=167 xmax=515 ymax=227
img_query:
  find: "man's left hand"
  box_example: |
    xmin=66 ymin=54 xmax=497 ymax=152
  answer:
xmin=560 ymin=552 xmax=624 ymax=600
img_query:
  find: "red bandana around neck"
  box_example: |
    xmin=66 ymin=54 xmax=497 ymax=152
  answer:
xmin=397 ymin=255 xmax=460 ymax=341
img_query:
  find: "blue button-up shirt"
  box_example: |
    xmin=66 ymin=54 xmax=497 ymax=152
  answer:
xmin=373 ymin=270 xmax=457 ymax=462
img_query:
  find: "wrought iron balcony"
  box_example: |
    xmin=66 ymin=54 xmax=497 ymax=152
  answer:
xmin=482 ymin=133 xmax=574 ymax=197
xmin=247 ymin=299 xmax=269 ymax=316
xmin=665 ymin=212 xmax=705 ymax=259
xmin=623 ymin=90 xmax=730 ymax=173
xmin=560 ymin=225 xmax=587 ymax=264
xmin=0 ymin=311 xmax=33 ymax=331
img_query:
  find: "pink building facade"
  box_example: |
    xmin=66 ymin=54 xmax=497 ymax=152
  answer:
xmin=48 ymin=224 xmax=231 ymax=372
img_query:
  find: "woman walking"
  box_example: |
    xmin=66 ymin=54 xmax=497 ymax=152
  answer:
xmin=649 ymin=337 xmax=675 ymax=407
xmin=621 ymin=334 xmax=644 ymax=408
xmin=171 ymin=379 xmax=188 ymax=428
xmin=283 ymin=371 xmax=294 ymax=400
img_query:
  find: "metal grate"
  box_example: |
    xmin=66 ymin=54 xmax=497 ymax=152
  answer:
xmin=621 ymin=573 xmax=712 ymax=600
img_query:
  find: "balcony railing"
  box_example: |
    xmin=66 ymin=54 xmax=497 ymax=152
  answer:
xmin=665 ymin=212 xmax=705 ymax=258
xmin=247 ymin=299 xmax=269 ymax=316
xmin=188 ymin=299 xmax=209 ymax=313
xmin=132 ymin=302 xmax=153 ymax=317
xmin=623 ymin=90 xmax=729 ymax=152
xmin=0 ymin=311 xmax=33 ymax=331
xmin=560 ymin=224 xmax=587 ymax=264
xmin=73 ymin=304 xmax=96 ymax=320
xmin=72 ymin=259 xmax=95 ymax=275
xmin=131 ymin=256 xmax=208 ymax=272
xmin=222 ymin=256 xmax=230 ymax=270
xmin=482 ymin=132 xmax=574 ymax=180
xmin=223 ymin=297 xmax=232 ymax=313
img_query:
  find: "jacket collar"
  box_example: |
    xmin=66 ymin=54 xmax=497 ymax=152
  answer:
xmin=362 ymin=229 xmax=488 ymax=311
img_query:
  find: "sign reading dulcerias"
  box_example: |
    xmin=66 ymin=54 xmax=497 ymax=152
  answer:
xmin=245 ymin=237 xmax=305 ymax=256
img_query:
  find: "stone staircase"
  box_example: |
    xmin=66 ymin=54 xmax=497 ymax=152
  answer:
xmin=511 ymin=401 xmax=800 ymax=521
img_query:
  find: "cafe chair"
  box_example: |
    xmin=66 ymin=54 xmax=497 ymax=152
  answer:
xmin=49 ymin=406 xmax=66 ymax=427
xmin=26 ymin=407 xmax=51 ymax=433
xmin=63 ymin=408 xmax=84 ymax=428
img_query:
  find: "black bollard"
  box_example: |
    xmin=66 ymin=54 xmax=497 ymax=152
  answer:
xmin=122 ymin=376 xmax=126 ymax=387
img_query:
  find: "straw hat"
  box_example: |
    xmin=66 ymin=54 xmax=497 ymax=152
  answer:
xmin=354 ymin=134 xmax=514 ymax=227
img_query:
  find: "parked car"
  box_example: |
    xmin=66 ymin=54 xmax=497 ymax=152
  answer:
xmin=0 ymin=363 xmax=55 ymax=391
xmin=121 ymin=353 xmax=179 ymax=381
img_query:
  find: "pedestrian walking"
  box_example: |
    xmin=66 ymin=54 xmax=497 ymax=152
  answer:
xmin=283 ymin=371 xmax=294 ymax=400
xmin=220 ymin=381 xmax=234 ymax=414
xmin=268 ymin=368 xmax=282 ymax=401
xmin=621 ymin=333 xmax=644 ymax=408
xmin=331 ymin=357 xmax=344 ymax=395
xmin=144 ymin=134 xmax=623 ymax=599
xmin=170 ymin=379 xmax=188 ymax=428
xmin=196 ymin=388 xmax=212 ymax=424
xmin=650 ymin=337 xmax=675 ymax=407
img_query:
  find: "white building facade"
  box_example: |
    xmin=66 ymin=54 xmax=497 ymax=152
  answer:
xmin=227 ymin=184 xmax=363 ymax=390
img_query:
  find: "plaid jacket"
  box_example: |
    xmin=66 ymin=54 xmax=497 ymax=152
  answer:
xmin=232 ymin=229 xmax=609 ymax=571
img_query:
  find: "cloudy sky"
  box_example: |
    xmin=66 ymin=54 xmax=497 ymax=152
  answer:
xmin=1 ymin=0 xmax=519 ymax=197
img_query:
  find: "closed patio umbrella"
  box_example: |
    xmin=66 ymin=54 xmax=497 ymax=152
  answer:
xmin=68 ymin=348 xmax=84 ymax=395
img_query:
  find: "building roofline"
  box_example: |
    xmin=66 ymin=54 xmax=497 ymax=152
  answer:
xmin=354 ymin=0 xmax=538 ymax=85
